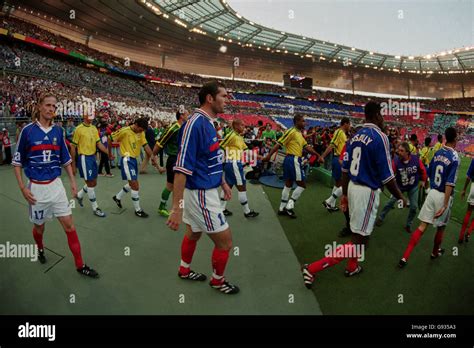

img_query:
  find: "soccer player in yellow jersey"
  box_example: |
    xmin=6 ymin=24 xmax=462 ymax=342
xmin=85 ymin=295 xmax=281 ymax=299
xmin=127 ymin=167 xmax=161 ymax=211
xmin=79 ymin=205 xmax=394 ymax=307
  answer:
xmin=409 ymin=134 xmax=418 ymax=155
xmin=319 ymin=118 xmax=351 ymax=212
xmin=219 ymin=119 xmax=259 ymax=218
xmin=433 ymin=134 xmax=443 ymax=153
xmin=419 ymin=137 xmax=433 ymax=169
xmin=263 ymin=115 xmax=322 ymax=218
xmin=111 ymin=118 xmax=156 ymax=218
xmin=70 ymin=114 xmax=111 ymax=217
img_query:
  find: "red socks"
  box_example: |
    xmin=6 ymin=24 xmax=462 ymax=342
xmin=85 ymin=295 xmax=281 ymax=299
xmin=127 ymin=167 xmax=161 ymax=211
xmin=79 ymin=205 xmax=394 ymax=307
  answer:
xmin=459 ymin=211 xmax=472 ymax=241
xmin=308 ymin=242 xmax=357 ymax=274
xmin=466 ymin=218 xmax=474 ymax=237
xmin=65 ymin=229 xmax=84 ymax=269
xmin=211 ymin=248 xmax=230 ymax=285
xmin=32 ymin=227 xmax=44 ymax=250
xmin=402 ymin=228 xmax=423 ymax=260
xmin=179 ymin=235 xmax=197 ymax=275
xmin=433 ymin=230 xmax=444 ymax=255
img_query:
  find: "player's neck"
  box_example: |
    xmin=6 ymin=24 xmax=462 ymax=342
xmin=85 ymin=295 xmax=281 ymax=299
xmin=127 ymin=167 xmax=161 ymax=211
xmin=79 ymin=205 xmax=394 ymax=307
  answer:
xmin=198 ymin=106 xmax=215 ymax=119
xmin=37 ymin=117 xmax=52 ymax=129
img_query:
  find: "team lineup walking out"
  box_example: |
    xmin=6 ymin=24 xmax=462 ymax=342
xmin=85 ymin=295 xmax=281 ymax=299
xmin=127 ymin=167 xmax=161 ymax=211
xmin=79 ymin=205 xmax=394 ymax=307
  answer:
xmin=12 ymin=94 xmax=99 ymax=278
xmin=8 ymin=84 xmax=471 ymax=297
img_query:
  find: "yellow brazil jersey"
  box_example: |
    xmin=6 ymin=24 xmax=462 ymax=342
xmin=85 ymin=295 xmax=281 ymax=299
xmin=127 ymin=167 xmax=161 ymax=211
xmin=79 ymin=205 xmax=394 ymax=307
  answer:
xmin=433 ymin=141 xmax=443 ymax=154
xmin=408 ymin=142 xmax=418 ymax=155
xmin=71 ymin=123 xmax=100 ymax=155
xmin=419 ymin=146 xmax=432 ymax=166
xmin=278 ymin=127 xmax=307 ymax=157
xmin=220 ymin=130 xmax=248 ymax=162
xmin=330 ymin=128 xmax=347 ymax=156
xmin=111 ymin=126 xmax=147 ymax=158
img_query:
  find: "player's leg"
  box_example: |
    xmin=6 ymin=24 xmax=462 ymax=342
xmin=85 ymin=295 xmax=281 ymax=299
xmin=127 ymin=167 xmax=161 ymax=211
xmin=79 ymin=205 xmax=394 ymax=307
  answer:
xmin=233 ymin=161 xmax=258 ymax=218
xmin=405 ymin=186 xmax=419 ymax=233
xmin=207 ymin=228 xmax=239 ymax=294
xmin=375 ymin=194 xmax=397 ymax=226
xmin=113 ymin=156 xmax=133 ymax=209
xmin=129 ymin=179 xmax=147 ymax=217
xmin=159 ymin=156 xmax=176 ymax=217
xmin=85 ymin=178 xmax=105 ymax=217
xmin=432 ymin=226 xmax=446 ymax=259
xmin=323 ymin=157 xmax=342 ymax=212
xmin=32 ymin=223 xmax=46 ymax=263
xmin=285 ymin=156 xmax=306 ymax=214
xmin=178 ymin=224 xmax=207 ymax=280
xmin=399 ymin=222 xmax=428 ymax=267
xmin=278 ymin=156 xmax=293 ymax=215
xmin=459 ymin=184 xmax=474 ymax=243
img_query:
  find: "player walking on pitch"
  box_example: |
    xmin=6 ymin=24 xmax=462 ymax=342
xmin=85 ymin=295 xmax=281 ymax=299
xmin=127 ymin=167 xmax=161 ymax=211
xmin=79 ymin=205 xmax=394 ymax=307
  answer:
xmin=302 ymin=102 xmax=406 ymax=288
xmin=70 ymin=113 xmax=111 ymax=217
xmin=219 ymin=118 xmax=259 ymax=218
xmin=12 ymin=93 xmax=99 ymax=277
xmin=399 ymin=127 xmax=459 ymax=268
xmin=263 ymin=115 xmax=322 ymax=218
xmin=167 ymin=82 xmax=239 ymax=294
xmin=320 ymin=117 xmax=351 ymax=212
xmin=152 ymin=108 xmax=189 ymax=217
xmin=112 ymin=118 xmax=156 ymax=218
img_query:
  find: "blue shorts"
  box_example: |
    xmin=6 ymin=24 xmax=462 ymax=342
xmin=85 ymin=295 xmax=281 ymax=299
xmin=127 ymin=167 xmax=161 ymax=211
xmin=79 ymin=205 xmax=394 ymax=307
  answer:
xmin=121 ymin=156 xmax=138 ymax=181
xmin=332 ymin=156 xmax=342 ymax=181
xmin=283 ymin=155 xmax=305 ymax=182
xmin=224 ymin=161 xmax=246 ymax=186
xmin=77 ymin=154 xmax=98 ymax=180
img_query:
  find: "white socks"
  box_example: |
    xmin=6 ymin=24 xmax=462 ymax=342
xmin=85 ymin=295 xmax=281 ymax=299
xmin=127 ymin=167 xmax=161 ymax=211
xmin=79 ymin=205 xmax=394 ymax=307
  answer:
xmin=77 ymin=185 xmax=87 ymax=199
xmin=238 ymin=191 xmax=250 ymax=214
xmin=279 ymin=186 xmax=291 ymax=211
xmin=86 ymin=187 xmax=98 ymax=211
xmin=116 ymin=184 xmax=131 ymax=200
xmin=326 ymin=186 xmax=342 ymax=207
xmin=131 ymin=190 xmax=141 ymax=212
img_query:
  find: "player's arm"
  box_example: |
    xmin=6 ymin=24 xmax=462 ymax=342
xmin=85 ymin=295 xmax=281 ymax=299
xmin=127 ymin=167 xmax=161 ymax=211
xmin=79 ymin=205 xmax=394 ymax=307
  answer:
xmin=64 ymin=162 xmax=78 ymax=198
xmin=263 ymin=142 xmax=281 ymax=162
xmin=13 ymin=166 xmax=36 ymax=205
xmin=97 ymin=141 xmax=108 ymax=155
xmin=419 ymin=159 xmax=428 ymax=188
xmin=304 ymin=144 xmax=322 ymax=161
xmin=167 ymin=172 xmax=186 ymax=231
xmin=59 ymin=133 xmax=77 ymax=197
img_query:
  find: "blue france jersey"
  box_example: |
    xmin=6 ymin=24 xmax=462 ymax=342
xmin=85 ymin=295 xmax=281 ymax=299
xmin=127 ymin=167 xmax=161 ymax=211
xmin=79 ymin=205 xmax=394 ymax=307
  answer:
xmin=466 ymin=159 xmax=474 ymax=180
xmin=342 ymin=123 xmax=394 ymax=190
xmin=12 ymin=122 xmax=72 ymax=181
xmin=174 ymin=110 xmax=223 ymax=190
xmin=428 ymin=146 xmax=459 ymax=193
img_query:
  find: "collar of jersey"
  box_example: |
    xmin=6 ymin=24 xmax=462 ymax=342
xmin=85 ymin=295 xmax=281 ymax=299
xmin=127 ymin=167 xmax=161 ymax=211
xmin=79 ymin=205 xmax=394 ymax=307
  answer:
xmin=442 ymin=145 xmax=454 ymax=152
xmin=82 ymin=122 xmax=91 ymax=127
xmin=363 ymin=123 xmax=381 ymax=131
xmin=35 ymin=120 xmax=54 ymax=133
xmin=195 ymin=108 xmax=214 ymax=123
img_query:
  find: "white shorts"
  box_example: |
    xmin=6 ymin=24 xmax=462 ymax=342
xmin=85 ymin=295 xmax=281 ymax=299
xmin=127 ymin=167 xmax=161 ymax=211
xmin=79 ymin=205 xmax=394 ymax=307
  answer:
xmin=28 ymin=178 xmax=72 ymax=225
xmin=348 ymin=181 xmax=380 ymax=236
xmin=467 ymin=184 xmax=474 ymax=205
xmin=182 ymin=188 xmax=229 ymax=233
xmin=418 ymin=189 xmax=453 ymax=227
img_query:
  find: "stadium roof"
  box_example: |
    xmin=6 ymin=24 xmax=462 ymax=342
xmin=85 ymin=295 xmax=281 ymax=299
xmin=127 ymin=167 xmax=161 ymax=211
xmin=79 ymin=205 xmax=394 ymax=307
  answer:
xmin=143 ymin=0 xmax=474 ymax=74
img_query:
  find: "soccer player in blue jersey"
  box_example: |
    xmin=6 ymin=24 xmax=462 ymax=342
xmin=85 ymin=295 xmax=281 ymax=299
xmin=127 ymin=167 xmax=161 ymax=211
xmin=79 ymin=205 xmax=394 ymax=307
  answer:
xmin=301 ymin=102 xmax=406 ymax=288
xmin=458 ymin=158 xmax=474 ymax=243
xmin=70 ymin=113 xmax=111 ymax=217
xmin=399 ymin=127 xmax=459 ymax=268
xmin=167 ymin=82 xmax=239 ymax=295
xmin=376 ymin=142 xmax=427 ymax=233
xmin=12 ymin=93 xmax=98 ymax=278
